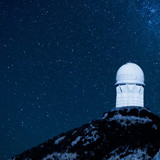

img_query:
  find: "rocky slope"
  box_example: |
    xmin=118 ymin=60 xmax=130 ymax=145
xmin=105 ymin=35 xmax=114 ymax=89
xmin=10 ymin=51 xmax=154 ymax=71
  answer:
xmin=13 ymin=107 xmax=160 ymax=160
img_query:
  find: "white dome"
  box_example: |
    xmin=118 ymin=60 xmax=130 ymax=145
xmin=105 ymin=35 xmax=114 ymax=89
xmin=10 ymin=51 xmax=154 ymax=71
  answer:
xmin=116 ymin=63 xmax=144 ymax=85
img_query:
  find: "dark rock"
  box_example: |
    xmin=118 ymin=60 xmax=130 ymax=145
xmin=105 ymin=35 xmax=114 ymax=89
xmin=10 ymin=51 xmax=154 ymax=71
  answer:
xmin=12 ymin=107 xmax=160 ymax=160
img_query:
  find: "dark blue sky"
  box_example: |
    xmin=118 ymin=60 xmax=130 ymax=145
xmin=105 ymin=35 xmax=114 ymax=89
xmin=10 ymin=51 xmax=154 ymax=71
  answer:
xmin=0 ymin=0 xmax=160 ymax=159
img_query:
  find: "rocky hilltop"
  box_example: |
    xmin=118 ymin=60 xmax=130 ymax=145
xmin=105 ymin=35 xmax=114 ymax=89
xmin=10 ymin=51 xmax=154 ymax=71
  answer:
xmin=13 ymin=107 xmax=160 ymax=160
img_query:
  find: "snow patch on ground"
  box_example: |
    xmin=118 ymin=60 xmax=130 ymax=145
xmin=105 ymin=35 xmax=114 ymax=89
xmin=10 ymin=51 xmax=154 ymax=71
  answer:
xmin=107 ymin=147 xmax=151 ymax=160
xmin=153 ymin=149 xmax=160 ymax=160
xmin=103 ymin=113 xmax=108 ymax=119
xmin=71 ymin=136 xmax=81 ymax=146
xmin=72 ymin=130 xmax=77 ymax=135
xmin=103 ymin=106 xmax=152 ymax=120
xmin=109 ymin=115 xmax=152 ymax=126
xmin=82 ymin=130 xmax=99 ymax=146
xmin=42 ymin=152 xmax=77 ymax=160
xmin=39 ymin=144 xmax=44 ymax=148
xmin=84 ymin=124 xmax=96 ymax=134
xmin=54 ymin=136 xmax=65 ymax=145
xmin=152 ymin=124 xmax=157 ymax=130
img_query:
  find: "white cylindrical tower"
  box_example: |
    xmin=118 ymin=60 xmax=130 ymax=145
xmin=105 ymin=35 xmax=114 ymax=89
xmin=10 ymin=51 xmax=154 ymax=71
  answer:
xmin=115 ymin=63 xmax=144 ymax=108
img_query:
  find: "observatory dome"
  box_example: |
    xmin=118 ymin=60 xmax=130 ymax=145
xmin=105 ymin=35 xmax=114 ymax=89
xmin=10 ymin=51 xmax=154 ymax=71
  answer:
xmin=116 ymin=63 xmax=144 ymax=85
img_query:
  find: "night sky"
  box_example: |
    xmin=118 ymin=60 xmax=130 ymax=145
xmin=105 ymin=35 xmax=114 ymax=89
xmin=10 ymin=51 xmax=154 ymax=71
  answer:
xmin=0 ymin=0 xmax=160 ymax=159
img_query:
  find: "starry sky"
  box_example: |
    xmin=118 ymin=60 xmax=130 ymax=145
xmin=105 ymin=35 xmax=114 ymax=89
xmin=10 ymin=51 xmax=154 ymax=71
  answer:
xmin=0 ymin=0 xmax=160 ymax=159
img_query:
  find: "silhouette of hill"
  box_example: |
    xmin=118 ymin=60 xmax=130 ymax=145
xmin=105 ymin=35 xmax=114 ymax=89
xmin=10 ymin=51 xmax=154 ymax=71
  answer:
xmin=13 ymin=107 xmax=160 ymax=160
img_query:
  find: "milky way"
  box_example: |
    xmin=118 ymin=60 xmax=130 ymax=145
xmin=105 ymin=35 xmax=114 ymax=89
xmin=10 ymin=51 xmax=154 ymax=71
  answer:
xmin=0 ymin=0 xmax=160 ymax=159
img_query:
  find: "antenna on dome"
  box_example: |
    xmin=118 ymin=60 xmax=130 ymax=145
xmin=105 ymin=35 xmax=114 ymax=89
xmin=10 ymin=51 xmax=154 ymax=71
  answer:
xmin=115 ymin=63 xmax=144 ymax=108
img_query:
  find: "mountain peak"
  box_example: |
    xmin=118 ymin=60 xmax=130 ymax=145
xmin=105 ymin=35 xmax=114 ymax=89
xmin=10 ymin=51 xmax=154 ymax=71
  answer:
xmin=13 ymin=107 xmax=160 ymax=160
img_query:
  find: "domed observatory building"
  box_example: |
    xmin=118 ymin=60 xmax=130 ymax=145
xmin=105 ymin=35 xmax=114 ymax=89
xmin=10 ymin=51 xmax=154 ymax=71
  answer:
xmin=115 ymin=63 xmax=145 ymax=108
